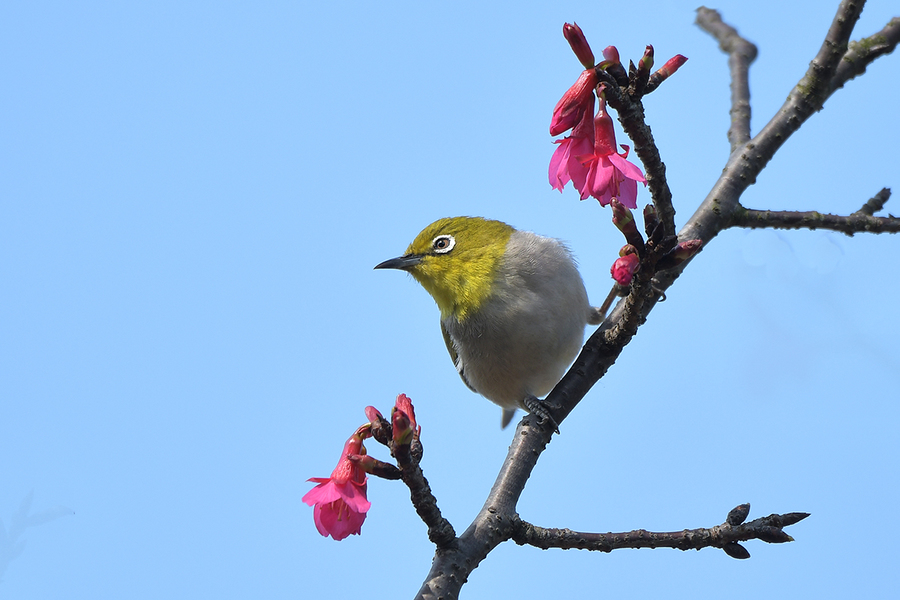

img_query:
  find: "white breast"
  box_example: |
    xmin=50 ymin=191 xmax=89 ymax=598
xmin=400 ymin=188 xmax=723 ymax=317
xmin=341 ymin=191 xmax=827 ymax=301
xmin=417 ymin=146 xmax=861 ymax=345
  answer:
xmin=442 ymin=230 xmax=592 ymax=410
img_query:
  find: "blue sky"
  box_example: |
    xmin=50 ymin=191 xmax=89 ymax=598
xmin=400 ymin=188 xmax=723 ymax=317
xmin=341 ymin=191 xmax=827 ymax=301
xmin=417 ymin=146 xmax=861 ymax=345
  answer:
xmin=2 ymin=1 xmax=898 ymax=598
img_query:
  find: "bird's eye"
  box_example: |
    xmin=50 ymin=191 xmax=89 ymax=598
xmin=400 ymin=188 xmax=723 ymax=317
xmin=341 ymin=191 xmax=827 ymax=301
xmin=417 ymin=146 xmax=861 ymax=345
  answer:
xmin=431 ymin=234 xmax=456 ymax=254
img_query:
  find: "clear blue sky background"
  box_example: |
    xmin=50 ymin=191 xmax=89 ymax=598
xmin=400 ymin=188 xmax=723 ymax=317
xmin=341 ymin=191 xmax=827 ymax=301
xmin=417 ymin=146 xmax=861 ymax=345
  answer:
xmin=2 ymin=1 xmax=898 ymax=598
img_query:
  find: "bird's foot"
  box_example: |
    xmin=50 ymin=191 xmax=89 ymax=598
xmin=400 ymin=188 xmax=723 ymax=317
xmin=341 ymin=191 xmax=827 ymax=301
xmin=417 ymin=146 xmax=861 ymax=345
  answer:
xmin=523 ymin=395 xmax=560 ymax=434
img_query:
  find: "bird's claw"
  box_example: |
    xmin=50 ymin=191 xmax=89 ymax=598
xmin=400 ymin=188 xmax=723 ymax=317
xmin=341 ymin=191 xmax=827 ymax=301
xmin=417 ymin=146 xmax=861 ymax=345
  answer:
xmin=523 ymin=395 xmax=560 ymax=434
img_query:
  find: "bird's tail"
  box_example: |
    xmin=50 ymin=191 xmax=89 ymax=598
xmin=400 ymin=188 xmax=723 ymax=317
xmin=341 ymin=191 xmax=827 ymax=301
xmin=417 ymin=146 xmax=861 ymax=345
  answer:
xmin=588 ymin=305 xmax=605 ymax=325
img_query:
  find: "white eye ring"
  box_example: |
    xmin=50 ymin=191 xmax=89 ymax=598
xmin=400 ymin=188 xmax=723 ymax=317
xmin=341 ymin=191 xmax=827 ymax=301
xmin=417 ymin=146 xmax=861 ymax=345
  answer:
xmin=431 ymin=234 xmax=456 ymax=254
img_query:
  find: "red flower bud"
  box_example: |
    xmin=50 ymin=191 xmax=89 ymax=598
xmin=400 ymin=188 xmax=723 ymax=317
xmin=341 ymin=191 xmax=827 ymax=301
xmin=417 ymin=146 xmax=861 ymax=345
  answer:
xmin=646 ymin=54 xmax=688 ymax=93
xmin=364 ymin=405 xmax=384 ymax=424
xmin=659 ymin=54 xmax=687 ymax=78
xmin=563 ymin=22 xmax=595 ymax=69
xmin=392 ymin=406 xmax=413 ymax=446
xmin=656 ymin=239 xmax=703 ymax=270
xmin=638 ymin=45 xmax=655 ymax=76
xmin=611 ymin=250 xmax=640 ymax=286
xmin=611 ymin=199 xmax=645 ymax=251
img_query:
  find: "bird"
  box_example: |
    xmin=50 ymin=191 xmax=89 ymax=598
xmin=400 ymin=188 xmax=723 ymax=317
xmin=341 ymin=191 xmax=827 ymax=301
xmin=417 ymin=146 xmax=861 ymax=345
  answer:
xmin=375 ymin=216 xmax=603 ymax=429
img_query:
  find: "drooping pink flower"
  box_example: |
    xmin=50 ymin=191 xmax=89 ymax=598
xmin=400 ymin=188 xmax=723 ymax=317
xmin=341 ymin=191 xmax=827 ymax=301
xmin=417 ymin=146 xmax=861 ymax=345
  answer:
xmin=574 ymin=94 xmax=647 ymax=208
xmin=303 ymin=427 xmax=372 ymax=541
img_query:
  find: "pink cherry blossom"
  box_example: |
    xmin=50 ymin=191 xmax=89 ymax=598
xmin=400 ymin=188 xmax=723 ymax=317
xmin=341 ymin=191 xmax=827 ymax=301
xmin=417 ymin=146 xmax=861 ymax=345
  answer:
xmin=549 ymin=81 xmax=646 ymax=207
xmin=303 ymin=428 xmax=371 ymax=541
xmin=575 ymin=95 xmax=647 ymax=208
xmin=549 ymin=127 xmax=593 ymax=192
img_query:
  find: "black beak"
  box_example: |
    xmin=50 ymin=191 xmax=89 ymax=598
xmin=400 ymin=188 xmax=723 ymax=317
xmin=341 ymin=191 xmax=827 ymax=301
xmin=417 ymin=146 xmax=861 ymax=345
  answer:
xmin=374 ymin=255 xmax=423 ymax=270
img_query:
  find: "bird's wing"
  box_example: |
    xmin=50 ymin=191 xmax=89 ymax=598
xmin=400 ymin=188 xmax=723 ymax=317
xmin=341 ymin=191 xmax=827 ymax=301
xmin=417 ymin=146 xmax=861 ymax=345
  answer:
xmin=441 ymin=321 xmax=477 ymax=393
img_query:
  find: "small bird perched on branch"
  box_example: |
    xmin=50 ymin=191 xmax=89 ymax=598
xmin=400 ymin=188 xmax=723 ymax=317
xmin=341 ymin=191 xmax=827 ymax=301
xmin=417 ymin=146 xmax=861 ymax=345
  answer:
xmin=376 ymin=216 xmax=603 ymax=429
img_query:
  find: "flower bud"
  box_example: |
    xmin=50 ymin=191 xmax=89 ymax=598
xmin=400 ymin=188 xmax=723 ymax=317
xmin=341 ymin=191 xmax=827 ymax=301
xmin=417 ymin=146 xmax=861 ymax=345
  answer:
xmin=643 ymin=204 xmax=659 ymax=237
xmin=672 ymin=239 xmax=702 ymax=260
xmin=392 ymin=406 xmax=413 ymax=446
xmin=656 ymin=239 xmax=703 ymax=270
xmin=602 ymin=45 xmax=620 ymax=65
xmin=658 ymin=54 xmax=687 ymax=78
xmin=611 ymin=249 xmax=640 ymax=286
xmin=600 ymin=45 xmax=629 ymax=86
xmin=647 ymin=55 xmax=688 ymax=92
xmin=726 ymin=503 xmax=751 ymax=526
xmin=723 ymin=542 xmax=751 ymax=560
xmin=611 ymin=199 xmax=644 ymax=250
xmin=638 ymin=45 xmax=655 ymax=78
xmin=394 ymin=394 xmax=417 ymax=429
xmin=348 ymin=454 xmax=403 ymax=480
xmin=365 ymin=405 xmax=384 ymax=424
xmin=563 ymin=22 xmax=595 ymax=69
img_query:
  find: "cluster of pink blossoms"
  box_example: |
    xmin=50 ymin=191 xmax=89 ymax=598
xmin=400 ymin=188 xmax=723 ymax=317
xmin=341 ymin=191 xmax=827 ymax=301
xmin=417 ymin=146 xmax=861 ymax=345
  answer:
xmin=548 ymin=24 xmax=647 ymax=209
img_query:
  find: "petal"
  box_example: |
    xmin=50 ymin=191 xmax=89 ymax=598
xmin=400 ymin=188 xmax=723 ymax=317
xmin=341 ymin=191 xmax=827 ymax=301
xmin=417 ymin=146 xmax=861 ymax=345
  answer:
xmin=313 ymin=500 xmax=366 ymax=540
xmin=608 ymin=151 xmax=647 ymax=184
xmin=302 ymin=480 xmax=340 ymax=506
xmin=333 ymin=481 xmax=371 ymax=513
xmin=573 ymin=159 xmax=594 ymax=199
xmin=548 ymin=141 xmax=571 ymax=189
xmin=591 ymin=158 xmax=615 ymax=192
xmin=617 ymin=177 xmax=639 ymax=209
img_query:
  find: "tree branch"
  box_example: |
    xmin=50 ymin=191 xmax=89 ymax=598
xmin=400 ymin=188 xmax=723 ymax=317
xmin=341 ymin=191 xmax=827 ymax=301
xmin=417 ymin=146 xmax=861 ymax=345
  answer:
xmin=695 ymin=7 xmax=758 ymax=150
xmin=831 ymin=17 xmax=900 ymax=93
xmin=396 ymin=444 xmax=457 ymax=548
xmin=731 ymin=188 xmax=899 ymax=235
xmin=511 ymin=504 xmax=809 ymax=559
xmin=369 ymin=412 xmax=457 ymax=548
xmin=854 ymin=187 xmax=892 ymax=216
xmin=411 ymin=5 xmax=899 ymax=597
xmin=602 ymin=65 xmax=677 ymax=240
xmin=668 ymin=0 xmax=878 ymax=264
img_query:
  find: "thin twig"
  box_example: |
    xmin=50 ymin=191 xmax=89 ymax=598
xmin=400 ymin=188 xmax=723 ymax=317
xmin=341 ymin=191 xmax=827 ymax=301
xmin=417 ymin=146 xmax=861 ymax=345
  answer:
xmin=853 ymin=187 xmax=892 ymax=216
xmin=395 ymin=445 xmax=457 ymax=548
xmin=831 ymin=17 xmax=900 ymax=94
xmin=512 ymin=504 xmax=809 ymax=558
xmin=695 ymin=7 xmax=758 ymax=150
xmin=603 ymin=73 xmax=677 ymax=239
xmin=370 ymin=412 xmax=458 ymax=549
xmin=731 ymin=204 xmax=899 ymax=237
